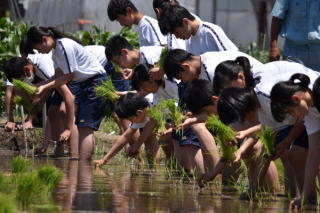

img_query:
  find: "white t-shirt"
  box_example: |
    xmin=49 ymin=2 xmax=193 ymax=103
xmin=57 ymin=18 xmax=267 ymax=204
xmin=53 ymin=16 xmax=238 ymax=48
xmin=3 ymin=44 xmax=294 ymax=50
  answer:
xmin=28 ymin=52 xmax=55 ymax=80
xmin=139 ymin=46 xmax=163 ymax=65
xmin=253 ymin=61 xmax=320 ymax=130
xmin=137 ymin=16 xmax=167 ymax=46
xmin=167 ymin=34 xmax=186 ymax=50
xmin=130 ymin=118 xmax=150 ymax=129
xmin=52 ymin=38 xmax=104 ymax=82
xmin=84 ymin=45 xmax=108 ymax=67
xmin=6 ymin=80 xmax=13 ymax=86
xmin=198 ymin=51 xmax=263 ymax=82
xmin=186 ymin=21 xmax=238 ymax=55
xmin=152 ymin=77 xmax=179 ymax=105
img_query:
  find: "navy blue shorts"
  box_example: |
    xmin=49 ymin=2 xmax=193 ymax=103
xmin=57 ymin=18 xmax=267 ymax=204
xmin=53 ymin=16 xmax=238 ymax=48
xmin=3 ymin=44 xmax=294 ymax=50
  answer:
xmin=275 ymin=125 xmax=308 ymax=149
xmin=172 ymin=127 xmax=202 ymax=148
xmin=73 ymin=73 xmax=109 ymax=130
xmin=105 ymin=62 xmax=131 ymax=92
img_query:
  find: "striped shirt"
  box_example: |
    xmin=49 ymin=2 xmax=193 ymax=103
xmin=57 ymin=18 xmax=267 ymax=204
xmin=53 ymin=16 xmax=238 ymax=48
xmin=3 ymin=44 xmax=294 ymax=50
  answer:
xmin=137 ymin=16 xmax=167 ymax=46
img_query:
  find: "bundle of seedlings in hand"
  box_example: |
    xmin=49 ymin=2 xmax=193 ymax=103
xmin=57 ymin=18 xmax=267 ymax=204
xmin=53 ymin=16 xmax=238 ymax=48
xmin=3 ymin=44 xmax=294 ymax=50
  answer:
xmin=96 ymin=78 xmax=119 ymax=102
xmin=112 ymin=62 xmax=123 ymax=73
xmin=147 ymin=103 xmax=166 ymax=133
xmin=13 ymin=96 xmax=33 ymax=111
xmin=12 ymin=79 xmax=37 ymax=95
xmin=206 ymin=115 xmax=237 ymax=161
xmin=257 ymin=126 xmax=276 ymax=159
xmin=155 ymin=45 xmax=168 ymax=68
xmin=37 ymin=165 xmax=63 ymax=190
xmin=161 ymin=99 xmax=184 ymax=128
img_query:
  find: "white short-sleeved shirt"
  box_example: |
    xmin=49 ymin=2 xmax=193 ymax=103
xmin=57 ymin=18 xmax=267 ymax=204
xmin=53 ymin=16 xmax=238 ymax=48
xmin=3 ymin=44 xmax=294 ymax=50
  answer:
xmin=167 ymin=34 xmax=186 ymax=50
xmin=27 ymin=52 xmax=55 ymax=81
xmin=52 ymin=38 xmax=105 ymax=82
xmin=6 ymin=80 xmax=13 ymax=86
xmin=198 ymin=51 xmax=262 ymax=82
xmin=137 ymin=16 xmax=167 ymax=46
xmin=152 ymin=77 xmax=179 ymax=105
xmin=253 ymin=61 xmax=320 ymax=130
xmin=139 ymin=46 xmax=163 ymax=65
xmin=84 ymin=45 xmax=108 ymax=67
xmin=186 ymin=21 xmax=238 ymax=55
xmin=130 ymin=117 xmax=150 ymax=129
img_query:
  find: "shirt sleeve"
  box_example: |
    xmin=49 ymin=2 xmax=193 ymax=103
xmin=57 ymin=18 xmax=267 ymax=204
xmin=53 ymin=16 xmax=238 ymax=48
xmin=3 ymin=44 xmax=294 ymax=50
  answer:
xmin=304 ymin=111 xmax=320 ymax=135
xmin=139 ymin=25 xmax=163 ymax=46
xmin=271 ymin=0 xmax=289 ymax=19
xmin=55 ymin=40 xmax=79 ymax=74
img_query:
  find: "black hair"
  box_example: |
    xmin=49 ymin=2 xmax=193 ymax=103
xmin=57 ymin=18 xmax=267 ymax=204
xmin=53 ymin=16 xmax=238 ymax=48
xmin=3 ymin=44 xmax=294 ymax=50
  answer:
xmin=105 ymin=35 xmax=134 ymax=61
xmin=114 ymin=92 xmax=149 ymax=119
xmin=158 ymin=5 xmax=195 ymax=35
xmin=3 ymin=57 xmax=29 ymax=82
xmin=131 ymin=64 xmax=152 ymax=90
xmin=312 ymin=77 xmax=320 ymax=113
xmin=213 ymin=56 xmax=254 ymax=95
xmin=19 ymin=37 xmax=34 ymax=56
xmin=26 ymin=26 xmax=83 ymax=48
xmin=217 ymin=87 xmax=257 ymax=124
xmin=163 ymin=49 xmax=193 ymax=80
xmin=107 ymin=0 xmax=138 ymax=21
xmin=270 ymin=74 xmax=311 ymax=122
xmin=185 ymin=79 xmax=216 ymax=114
xmin=152 ymin=0 xmax=179 ymax=12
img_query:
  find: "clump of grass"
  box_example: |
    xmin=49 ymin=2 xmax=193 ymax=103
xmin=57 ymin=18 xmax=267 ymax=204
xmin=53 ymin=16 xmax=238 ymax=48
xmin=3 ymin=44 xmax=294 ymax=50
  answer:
xmin=257 ymin=126 xmax=276 ymax=159
xmin=11 ymin=156 xmax=30 ymax=174
xmin=112 ymin=62 xmax=122 ymax=73
xmin=37 ymin=166 xmax=63 ymax=190
xmin=147 ymin=103 xmax=166 ymax=132
xmin=96 ymin=78 xmax=119 ymax=102
xmin=13 ymin=95 xmax=33 ymax=111
xmin=161 ymin=99 xmax=184 ymax=128
xmin=206 ymin=115 xmax=237 ymax=161
xmin=12 ymin=79 xmax=37 ymax=95
xmin=0 ymin=194 xmax=16 ymax=213
xmin=29 ymin=204 xmax=61 ymax=213
xmin=155 ymin=45 xmax=168 ymax=68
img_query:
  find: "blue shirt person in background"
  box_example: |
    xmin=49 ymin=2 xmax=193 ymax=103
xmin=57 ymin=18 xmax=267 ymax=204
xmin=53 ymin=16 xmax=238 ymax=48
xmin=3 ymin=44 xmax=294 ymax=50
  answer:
xmin=269 ymin=0 xmax=320 ymax=71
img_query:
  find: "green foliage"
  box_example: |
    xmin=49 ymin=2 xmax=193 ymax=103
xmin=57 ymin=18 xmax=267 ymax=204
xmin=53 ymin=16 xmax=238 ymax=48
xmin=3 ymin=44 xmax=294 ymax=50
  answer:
xmin=0 ymin=194 xmax=16 ymax=213
xmin=206 ymin=115 xmax=237 ymax=160
xmin=12 ymin=79 xmax=37 ymax=95
xmin=29 ymin=204 xmax=61 ymax=213
xmin=37 ymin=166 xmax=63 ymax=189
xmin=13 ymin=95 xmax=33 ymax=111
xmin=257 ymin=126 xmax=276 ymax=158
xmin=75 ymin=25 xmax=113 ymax=45
xmin=96 ymin=78 xmax=119 ymax=102
xmin=11 ymin=156 xmax=30 ymax=173
xmin=119 ymin=27 xmax=139 ymax=47
xmin=161 ymin=99 xmax=184 ymax=127
xmin=242 ymin=34 xmax=269 ymax=64
xmin=155 ymin=45 xmax=168 ymax=68
xmin=147 ymin=104 xmax=166 ymax=132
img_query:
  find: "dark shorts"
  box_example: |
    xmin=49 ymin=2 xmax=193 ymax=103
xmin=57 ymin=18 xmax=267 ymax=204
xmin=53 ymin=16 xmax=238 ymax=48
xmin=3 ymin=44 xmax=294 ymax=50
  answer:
xmin=275 ymin=125 xmax=308 ymax=149
xmin=47 ymin=81 xmax=80 ymax=106
xmin=172 ymin=127 xmax=202 ymax=148
xmin=105 ymin=62 xmax=131 ymax=92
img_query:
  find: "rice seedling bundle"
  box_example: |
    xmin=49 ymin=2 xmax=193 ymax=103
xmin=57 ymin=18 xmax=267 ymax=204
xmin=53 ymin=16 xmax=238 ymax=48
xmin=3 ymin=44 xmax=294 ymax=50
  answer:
xmin=37 ymin=166 xmax=63 ymax=189
xmin=257 ymin=126 xmax=276 ymax=159
xmin=155 ymin=45 xmax=168 ymax=68
xmin=11 ymin=156 xmax=30 ymax=173
xmin=95 ymin=78 xmax=119 ymax=102
xmin=13 ymin=95 xmax=33 ymax=111
xmin=161 ymin=99 xmax=184 ymax=128
xmin=147 ymin=103 xmax=166 ymax=132
xmin=112 ymin=62 xmax=122 ymax=73
xmin=206 ymin=115 xmax=237 ymax=161
xmin=12 ymin=79 xmax=37 ymax=95
xmin=0 ymin=194 xmax=16 ymax=213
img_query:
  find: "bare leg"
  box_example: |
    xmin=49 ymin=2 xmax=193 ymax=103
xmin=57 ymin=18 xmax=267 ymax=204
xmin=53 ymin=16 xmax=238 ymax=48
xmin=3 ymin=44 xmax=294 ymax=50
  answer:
xmin=281 ymin=150 xmax=297 ymax=197
xmin=79 ymin=126 xmax=95 ymax=161
xmin=144 ymin=134 xmax=161 ymax=165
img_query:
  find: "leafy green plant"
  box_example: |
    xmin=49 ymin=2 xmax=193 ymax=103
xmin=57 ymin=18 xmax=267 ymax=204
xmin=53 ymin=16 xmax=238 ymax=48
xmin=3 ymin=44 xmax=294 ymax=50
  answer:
xmin=257 ymin=126 xmax=276 ymax=159
xmin=161 ymin=99 xmax=184 ymax=128
xmin=37 ymin=166 xmax=63 ymax=189
xmin=0 ymin=194 xmax=16 ymax=213
xmin=12 ymin=79 xmax=37 ymax=95
xmin=96 ymin=78 xmax=119 ymax=102
xmin=119 ymin=27 xmax=139 ymax=47
xmin=13 ymin=95 xmax=33 ymax=111
xmin=11 ymin=156 xmax=30 ymax=173
xmin=155 ymin=45 xmax=168 ymax=68
xmin=206 ymin=115 xmax=237 ymax=161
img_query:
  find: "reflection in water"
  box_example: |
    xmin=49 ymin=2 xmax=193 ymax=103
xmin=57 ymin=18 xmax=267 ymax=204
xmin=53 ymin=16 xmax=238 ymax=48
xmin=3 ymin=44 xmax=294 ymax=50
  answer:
xmin=0 ymin=157 xmax=296 ymax=212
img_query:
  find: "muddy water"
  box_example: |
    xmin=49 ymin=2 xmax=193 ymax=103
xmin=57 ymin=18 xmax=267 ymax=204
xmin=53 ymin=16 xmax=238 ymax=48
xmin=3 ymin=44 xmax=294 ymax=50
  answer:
xmin=0 ymin=156 xmax=303 ymax=212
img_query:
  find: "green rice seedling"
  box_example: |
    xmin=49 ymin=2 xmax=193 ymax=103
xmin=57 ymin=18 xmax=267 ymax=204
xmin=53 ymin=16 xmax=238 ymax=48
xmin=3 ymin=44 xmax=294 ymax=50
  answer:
xmin=95 ymin=78 xmax=119 ymax=102
xmin=11 ymin=156 xmax=30 ymax=174
xmin=161 ymin=99 xmax=184 ymax=128
xmin=112 ymin=62 xmax=122 ymax=73
xmin=37 ymin=166 xmax=63 ymax=190
xmin=155 ymin=45 xmax=168 ymax=68
xmin=206 ymin=115 xmax=237 ymax=161
xmin=147 ymin=103 xmax=166 ymax=132
xmin=0 ymin=194 xmax=16 ymax=213
xmin=12 ymin=79 xmax=37 ymax=95
xmin=13 ymin=95 xmax=33 ymax=111
xmin=257 ymin=126 xmax=276 ymax=159
xmin=29 ymin=204 xmax=61 ymax=213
